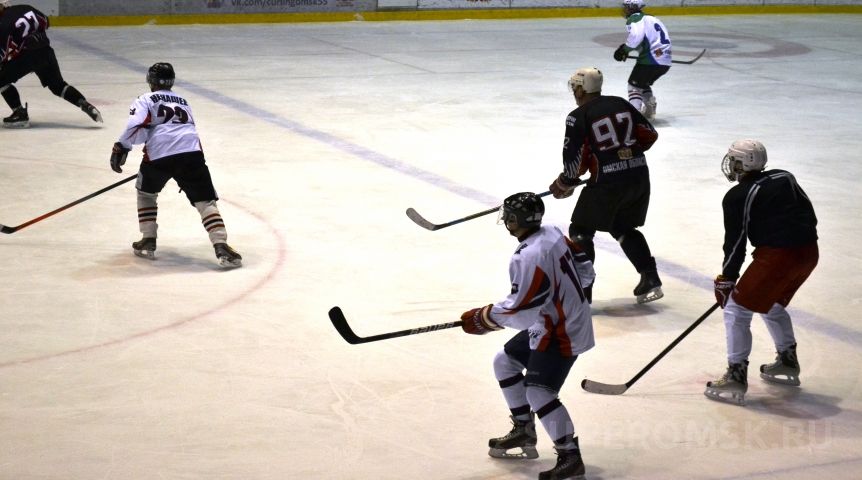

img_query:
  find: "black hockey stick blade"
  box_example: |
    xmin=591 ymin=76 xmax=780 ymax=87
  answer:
xmin=626 ymin=49 xmax=706 ymax=65
xmin=0 ymin=174 xmax=137 ymax=234
xmin=406 ymin=189 xmax=560 ymax=231
xmin=328 ymin=306 xmax=463 ymax=344
xmin=581 ymin=303 xmax=720 ymax=395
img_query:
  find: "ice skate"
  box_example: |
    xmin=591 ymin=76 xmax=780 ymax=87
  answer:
xmin=704 ymin=362 xmax=748 ymax=406
xmin=80 ymin=101 xmax=103 ymax=123
xmin=3 ymin=104 xmax=29 ymax=128
xmin=214 ymin=243 xmax=242 ymax=268
xmin=488 ymin=415 xmax=538 ymax=460
xmin=633 ymin=270 xmax=663 ymax=304
xmin=644 ymin=97 xmax=657 ymax=120
xmin=538 ymin=447 xmax=585 ymax=480
xmin=132 ymin=237 xmax=157 ymax=260
xmin=760 ymin=344 xmax=800 ymax=386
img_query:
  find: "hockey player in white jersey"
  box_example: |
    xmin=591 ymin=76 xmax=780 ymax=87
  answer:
xmin=109 ymin=62 xmax=242 ymax=268
xmin=613 ymin=0 xmax=672 ymax=120
xmin=460 ymin=192 xmax=594 ymax=480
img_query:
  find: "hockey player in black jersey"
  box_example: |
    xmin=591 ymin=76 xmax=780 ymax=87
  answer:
xmin=0 ymin=1 xmax=102 ymax=128
xmin=549 ymin=67 xmax=662 ymax=304
xmin=705 ymin=139 xmax=818 ymax=406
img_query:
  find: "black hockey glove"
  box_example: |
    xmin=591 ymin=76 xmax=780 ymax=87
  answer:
xmin=110 ymin=142 xmax=130 ymax=173
xmin=614 ymin=44 xmax=628 ymax=62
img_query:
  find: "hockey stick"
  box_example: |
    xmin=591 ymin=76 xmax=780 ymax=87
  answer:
xmin=627 ymin=48 xmax=706 ymax=65
xmin=581 ymin=302 xmax=720 ymax=395
xmin=407 ymin=184 xmax=578 ymax=231
xmin=0 ymin=174 xmax=137 ymax=234
xmin=328 ymin=306 xmax=463 ymax=344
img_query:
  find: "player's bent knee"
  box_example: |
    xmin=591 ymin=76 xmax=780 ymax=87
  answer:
xmin=525 ymin=385 xmax=560 ymax=414
xmin=493 ymin=350 xmax=525 ymax=381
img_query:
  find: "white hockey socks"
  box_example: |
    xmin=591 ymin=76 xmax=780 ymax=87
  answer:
xmin=194 ymin=200 xmax=227 ymax=244
xmin=628 ymin=84 xmax=646 ymax=112
xmin=527 ymin=386 xmax=576 ymax=450
xmin=762 ymin=303 xmax=797 ymax=352
xmin=493 ymin=351 xmax=531 ymax=421
xmin=137 ymin=191 xmax=159 ymax=238
xmin=724 ymin=297 xmax=754 ymax=365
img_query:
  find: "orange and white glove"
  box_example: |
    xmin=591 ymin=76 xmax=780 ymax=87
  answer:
xmin=460 ymin=305 xmax=503 ymax=335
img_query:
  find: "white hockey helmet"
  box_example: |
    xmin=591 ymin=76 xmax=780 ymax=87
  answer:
xmin=0 ymin=0 xmax=9 ymax=9
xmin=721 ymin=139 xmax=767 ymax=182
xmin=623 ymin=0 xmax=644 ymax=15
xmin=568 ymin=67 xmax=603 ymax=95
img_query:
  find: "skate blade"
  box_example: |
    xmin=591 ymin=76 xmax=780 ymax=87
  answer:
xmin=704 ymin=387 xmax=745 ymax=406
xmin=218 ymin=257 xmax=242 ymax=269
xmin=2 ymin=121 xmax=30 ymax=129
xmin=488 ymin=446 xmax=538 ymax=460
xmin=133 ymin=249 xmax=156 ymax=260
xmin=760 ymin=372 xmax=800 ymax=386
xmin=636 ymin=287 xmax=663 ymax=304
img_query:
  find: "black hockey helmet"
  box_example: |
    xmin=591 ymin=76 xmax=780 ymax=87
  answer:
xmin=500 ymin=192 xmax=544 ymax=232
xmin=147 ymin=62 xmax=175 ymax=89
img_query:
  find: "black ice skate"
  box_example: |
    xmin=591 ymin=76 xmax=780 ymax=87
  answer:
xmin=214 ymin=243 xmax=242 ymax=268
xmin=704 ymin=362 xmax=748 ymax=406
xmin=3 ymin=104 xmax=29 ymax=129
xmin=538 ymin=447 xmax=585 ymax=480
xmin=488 ymin=415 xmax=538 ymax=459
xmin=633 ymin=270 xmax=663 ymax=304
xmin=132 ymin=237 xmax=157 ymax=259
xmin=80 ymin=101 xmax=103 ymax=123
xmin=760 ymin=344 xmax=800 ymax=386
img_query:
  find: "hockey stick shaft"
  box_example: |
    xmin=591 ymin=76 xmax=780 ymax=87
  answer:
xmin=407 ymin=183 xmax=582 ymax=231
xmin=0 ymin=174 xmax=137 ymax=234
xmin=582 ymin=302 xmax=720 ymax=394
xmin=328 ymin=306 xmax=463 ymax=344
xmin=626 ymin=49 xmax=706 ymax=65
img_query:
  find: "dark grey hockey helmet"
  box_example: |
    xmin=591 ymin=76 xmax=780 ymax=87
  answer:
xmin=500 ymin=192 xmax=545 ymax=232
xmin=147 ymin=62 xmax=175 ymax=89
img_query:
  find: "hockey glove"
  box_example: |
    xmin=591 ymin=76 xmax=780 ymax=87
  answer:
xmin=461 ymin=305 xmax=503 ymax=335
xmin=549 ymin=173 xmax=577 ymax=199
xmin=110 ymin=142 xmax=130 ymax=173
xmin=614 ymin=44 xmax=628 ymax=62
xmin=714 ymin=275 xmax=736 ymax=308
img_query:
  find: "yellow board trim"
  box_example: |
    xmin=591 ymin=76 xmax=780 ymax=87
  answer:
xmin=49 ymin=5 xmax=862 ymax=27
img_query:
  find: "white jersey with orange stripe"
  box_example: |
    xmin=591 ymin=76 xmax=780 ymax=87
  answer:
xmin=117 ymin=89 xmax=202 ymax=161
xmin=490 ymin=225 xmax=595 ymax=356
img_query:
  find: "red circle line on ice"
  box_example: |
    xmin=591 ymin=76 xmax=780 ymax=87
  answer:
xmin=0 ymin=199 xmax=285 ymax=369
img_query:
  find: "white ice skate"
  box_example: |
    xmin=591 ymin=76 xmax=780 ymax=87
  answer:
xmin=704 ymin=362 xmax=747 ymax=406
xmin=644 ymin=97 xmax=657 ymax=121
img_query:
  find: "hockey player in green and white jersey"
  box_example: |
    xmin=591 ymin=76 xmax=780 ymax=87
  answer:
xmin=613 ymin=0 xmax=672 ymax=120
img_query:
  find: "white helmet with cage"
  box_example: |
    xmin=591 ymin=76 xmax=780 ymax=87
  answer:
xmin=568 ymin=67 xmax=603 ymax=94
xmin=721 ymin=139 xmax=767 ymax=182
xmin=623 ymin=0 xmax=645 ymax=15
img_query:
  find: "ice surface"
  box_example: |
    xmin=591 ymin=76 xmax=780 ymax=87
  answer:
xmin=1 ymin=13 xmax=860 ymax=479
